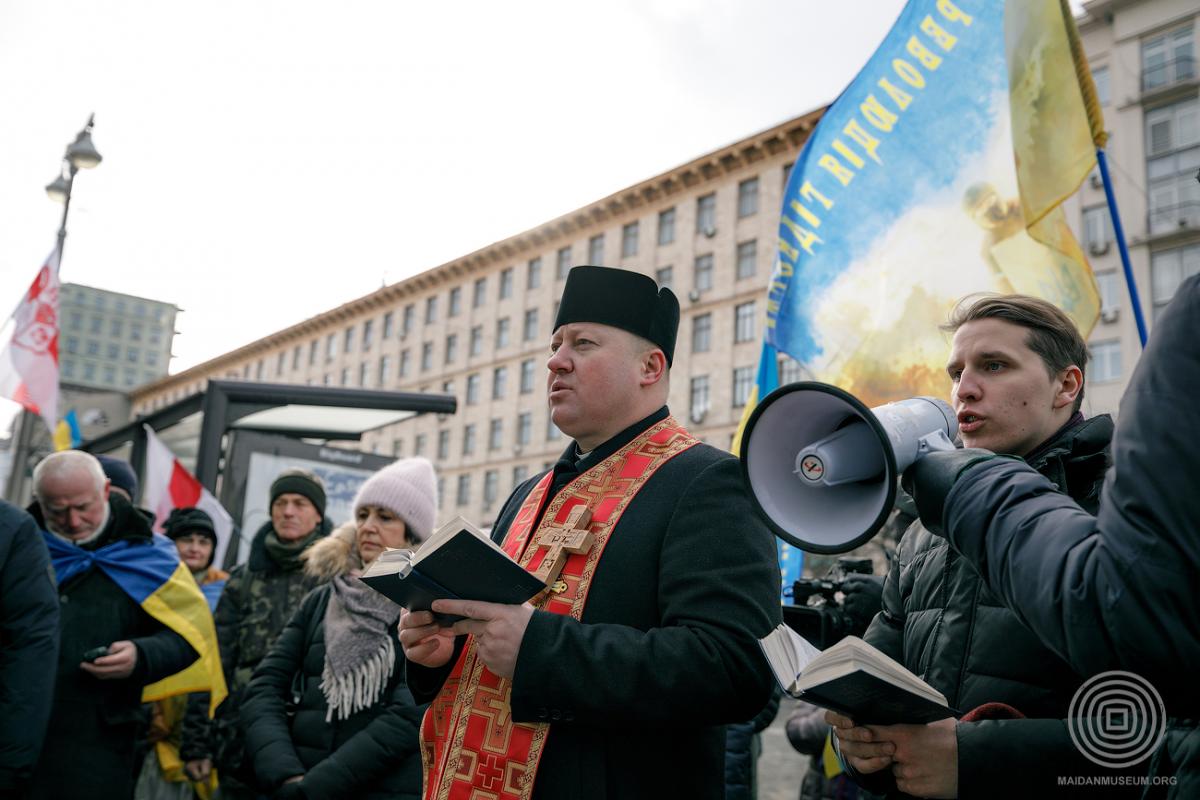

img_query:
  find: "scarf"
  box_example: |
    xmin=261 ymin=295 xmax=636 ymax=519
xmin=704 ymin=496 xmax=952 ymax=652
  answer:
xmin=262 ymin=525 xmax=322 ymax=571
xmin=320 ymin=572 xmax=402 ymax=721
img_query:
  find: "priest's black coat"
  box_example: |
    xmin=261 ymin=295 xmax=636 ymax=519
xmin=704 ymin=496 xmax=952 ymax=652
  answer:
xmin=409 ymin=409 xmax=782 ymax=800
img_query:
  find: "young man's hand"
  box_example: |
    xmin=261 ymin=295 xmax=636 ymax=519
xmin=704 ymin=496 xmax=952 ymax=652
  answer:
xmin=827 ymin=711 xmax=958 ymax=798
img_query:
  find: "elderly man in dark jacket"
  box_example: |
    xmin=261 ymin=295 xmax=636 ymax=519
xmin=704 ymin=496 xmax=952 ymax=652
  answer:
xmin=211 ymin=467 xmax=332 ymax=797
xmin=0 ymin=500 xmax=59 ymax=798
xmin=25 ymin=451 xmax=198 ymax=800
xmin=906 ymin=275 xmax=1200 ymax=796
xmin=831 ymin=295 xmax=1120 ymax=799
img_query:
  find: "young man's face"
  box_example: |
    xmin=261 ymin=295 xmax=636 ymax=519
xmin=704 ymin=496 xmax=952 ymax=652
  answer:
xmin=946 ymin=318 xmax=1071 ymax=457
xmin=546 ymin=322 xmax=646 ymax=448
xmin=270 ymin=493 xmax=321 ymax=541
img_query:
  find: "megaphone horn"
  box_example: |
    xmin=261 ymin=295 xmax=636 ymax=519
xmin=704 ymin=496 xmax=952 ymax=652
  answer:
xmin=739 ymin=382 xmax=957 ymax=554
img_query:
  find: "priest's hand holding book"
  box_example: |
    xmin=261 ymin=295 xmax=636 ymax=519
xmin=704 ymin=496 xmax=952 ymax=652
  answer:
xmin=399 ymin=601 xmax=535 ymax=679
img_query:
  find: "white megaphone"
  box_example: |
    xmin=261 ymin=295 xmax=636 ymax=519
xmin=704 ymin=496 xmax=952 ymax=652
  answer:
xmin=739 ymin=382 xmax=958 ymax=553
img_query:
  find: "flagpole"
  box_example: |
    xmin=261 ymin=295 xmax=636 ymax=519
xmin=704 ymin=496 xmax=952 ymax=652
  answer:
xmin=1095 ymin=147 xmax=1148 ymax=348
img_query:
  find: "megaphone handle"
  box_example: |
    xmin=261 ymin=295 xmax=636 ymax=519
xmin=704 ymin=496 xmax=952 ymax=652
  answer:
xmin=916 ymin=430 xmax=956 ymax=457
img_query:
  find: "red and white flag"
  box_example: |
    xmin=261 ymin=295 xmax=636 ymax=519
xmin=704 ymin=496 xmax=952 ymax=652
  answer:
xmin=142 ymin=424 xmax=235 ymax=570
xmin=0 ymin=247 xmax=62 ymax=433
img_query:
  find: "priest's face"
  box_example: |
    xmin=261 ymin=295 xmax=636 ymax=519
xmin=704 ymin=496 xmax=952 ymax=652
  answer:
xmin=547 ymin=323 xmax=646 ymax=449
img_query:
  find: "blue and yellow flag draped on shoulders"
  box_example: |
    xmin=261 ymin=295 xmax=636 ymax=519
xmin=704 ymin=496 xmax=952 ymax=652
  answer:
xmin=735 ymin=0 xmax=1106 ymax=593
xmin=43 ymin=532 xmax=228 ymax=714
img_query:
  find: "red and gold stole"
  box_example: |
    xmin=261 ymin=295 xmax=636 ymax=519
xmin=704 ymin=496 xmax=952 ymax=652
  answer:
xmin=419 ymin=417 xmax=698 ymax=800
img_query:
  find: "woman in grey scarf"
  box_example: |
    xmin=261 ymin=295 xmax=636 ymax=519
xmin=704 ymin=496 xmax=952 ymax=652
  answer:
xmin=241 ymin=458 xmax=438 ymax=800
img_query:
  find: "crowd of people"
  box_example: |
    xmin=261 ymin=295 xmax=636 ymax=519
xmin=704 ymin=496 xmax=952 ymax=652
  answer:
xmin=0 ymin=265 xmax=1196 ymax=800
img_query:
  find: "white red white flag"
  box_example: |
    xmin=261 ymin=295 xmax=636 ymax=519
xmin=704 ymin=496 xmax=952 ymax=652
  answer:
xmin=0 ymin=247 xmax=62 ymax=433
xmin=142 ymin=424 xmax=235 ymax=570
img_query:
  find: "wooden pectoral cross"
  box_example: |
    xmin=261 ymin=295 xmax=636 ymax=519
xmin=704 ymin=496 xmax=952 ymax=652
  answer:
xmin=531 ymin=505 xmax=595 ymax=586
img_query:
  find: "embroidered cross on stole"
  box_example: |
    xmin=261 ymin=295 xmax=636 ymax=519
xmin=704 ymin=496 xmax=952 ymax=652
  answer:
xmin=419 ymin=417 xmax=698 ymax=800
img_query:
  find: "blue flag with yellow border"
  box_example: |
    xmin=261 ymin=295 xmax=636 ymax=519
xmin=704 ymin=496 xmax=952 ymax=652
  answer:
xmin=43 ymin=532 xmax=228 ymax=714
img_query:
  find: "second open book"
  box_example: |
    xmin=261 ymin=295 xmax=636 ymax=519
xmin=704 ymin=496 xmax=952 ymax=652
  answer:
xmin=759 ymin=625 xmax=956 ymax=725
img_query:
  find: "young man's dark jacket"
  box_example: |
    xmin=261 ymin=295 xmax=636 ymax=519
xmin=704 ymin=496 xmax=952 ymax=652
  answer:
xmin=408 ymin=407 xmax=782 ymax=800
xmin=0 ymin=501 xmax=59 ymax=797
xmin=913 ymin=274 xmax=1200 ymax=798
xmin=209 ymin=516 xmax=331 ymax=789
xmin=856 ymin=413 xmax=1113 ymax=798
xmin=24 ymin=494 xmax=198 ymax=800
xmin=241 ymin=585 xmax=423 ymax=800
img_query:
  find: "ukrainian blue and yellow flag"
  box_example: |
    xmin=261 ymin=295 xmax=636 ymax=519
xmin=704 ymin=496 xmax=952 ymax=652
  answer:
xmin=43 ymin=532 xmax=228 ymax=714
xmin=52 ymin=410 xmax=82 ymax=451
xmin=763 ymin=0 xmax=1103 ymax=407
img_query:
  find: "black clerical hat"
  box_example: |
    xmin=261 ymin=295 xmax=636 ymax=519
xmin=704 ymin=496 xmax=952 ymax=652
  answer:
xmin=553 ymin=266 xmax=680 ymax=365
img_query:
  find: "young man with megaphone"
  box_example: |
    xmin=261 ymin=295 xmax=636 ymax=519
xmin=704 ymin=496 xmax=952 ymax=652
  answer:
xmin=828 ymin=294 xmax=1120 ymax=799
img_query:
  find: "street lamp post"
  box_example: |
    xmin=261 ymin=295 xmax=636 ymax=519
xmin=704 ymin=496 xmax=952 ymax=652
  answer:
xmin=3 ymin=116 xmax=103 ymax=504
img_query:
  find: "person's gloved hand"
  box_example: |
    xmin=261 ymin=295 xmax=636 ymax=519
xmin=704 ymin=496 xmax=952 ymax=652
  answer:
xmin=901 ymin=449 xmax=1005 ymax=535
xmin=840 ymin=575 xmax=884 ymax=636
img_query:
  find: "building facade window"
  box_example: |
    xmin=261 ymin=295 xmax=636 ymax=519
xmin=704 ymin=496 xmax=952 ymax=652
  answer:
xmin=496 ymin=317 xmax=511 ymax=349
xmin=449 ymin=286 xmax=462 ymax=317
xmin=473 ymin=278 xmax=487 ymax=309
xmin=470 ymin=325 xmax=483 ymax=357
xmin=735 ymin=301 xmax=756 ymax=343
xmin=438 ymin=429 xmax=451 ymax=460
xmin=527 ymin=257 xmax=542 ymax=290
xmin=1095 ymin=271 xmax=1120 ymax=318
xmin=326 ymin=334 xmax=337 ymax=362
xmin=344 ymin=326 xmax=355 ymax=354
xmin=1082 ymin=206 xmax=1113 ymax=253
xmin=557 ymin=246 xmax=572 ymax=280
xmin=466 ymin=373 xmax=481 ymax=405
xmin=359 ymin=362 xmax=370 ymax=387
xmin=399 ymin=349 xmax=411 ymax=377
xmin=779 ymin=355 xmax=806 ymax=384
xmin=621 ymin=222 xmax=639 ymax=257
xmin=520 ymin=359 xmax=536 ymax=394
xmin=547 ymin=415 xmax=562 ymax=441
xmin=402 ymin=304 xmax=414 ymax=336
xmin=689 ymin=375 xmax=710 ymax=421
xmin=445 ymin=333 xmax=458 ymax=365
xmin=379 ymin=355 xmax=392 ymax=386
xmin=512 ymin=465 xmax=529 ymax=489
xmin=425 ymin=296 xmax=438 ymax=324
xmin=462 ymin=424 xmax=477 ymax=456
xmin=340 ymin=367 xmax=350 ymax=386
xmin=1141 ymin=25 xmax=1194 ymax=92
xmin=1145 ymin=99 xmax=1200 ymax=235
xmin=733 ymin=366 xmax=755 ymax=406
xmin=523 ymin=309 xmax=538 ymax=342
xmin=1089 ymin=340 xmax=1122 ymax=383
xmin=293 ymin=345 xmax=302 ymax=370
xmin=456 ymin=474 xmax=470 ymax=506
xmin=499 ymin=268 xmax=514 ymax=300
xmin=1151 ymin=243 xmax=1200 ymax=318
xmin=382 ymin=311 xmax=394 ymax=339
xmin=414 ymin=433 xmax=427 ymax=456
xmin=483 ymin=470 xmax=499 ymax=509
xmin=692 ymin=313 xmax=712 ymax=353
xmin=421 ymin=342 xmax=433 ymax=372
xmin=362 ymin=319 xmax=374 ymax=349
xmin=588 ymin=234 xmax=604 ymax=264
xmin=658 ymin=207 xmax=676 ymax=245
xmin=517 ymin=411 xmax=532 ymax=446
xmin=696 ymin=193 xmax=716 ymax=235
xmin=694 ymin=254 xmax=714 ymax=292
xmin=489 ymin=419 xmax=503 ymax=451
xmin=1092 ymin=65 xmax=1110 ymax=106
xmin=737 ymin=177 xmax=759 ymax=217
xmin=736 ymin=240 xmax=758 ymax=280
xmin=656 ymin=266 xmax=673 ymax=290
xmin=493 ymin=366 xmax=507 ymax=399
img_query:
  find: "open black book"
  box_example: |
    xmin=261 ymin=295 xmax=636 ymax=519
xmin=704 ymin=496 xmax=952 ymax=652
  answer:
xmin=360 ymin=515 xmax=547 ymax=624
xmin=759 ymin=627 xmax=955 ymax=726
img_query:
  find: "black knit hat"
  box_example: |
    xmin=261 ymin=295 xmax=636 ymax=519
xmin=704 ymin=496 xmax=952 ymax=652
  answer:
xmin=269 ymin=468 xmax=327 ymax=518
xmin=164 ymin=506 xmax=216 ymax=543
xmin=97 ymin=455 xmax=139 ymax=500
xmin=552 ymin=266 xmax=680 ymax=365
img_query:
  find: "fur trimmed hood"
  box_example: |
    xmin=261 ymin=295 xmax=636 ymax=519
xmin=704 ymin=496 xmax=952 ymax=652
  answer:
xmin=302 ymin=521 xmax=362 ymax=581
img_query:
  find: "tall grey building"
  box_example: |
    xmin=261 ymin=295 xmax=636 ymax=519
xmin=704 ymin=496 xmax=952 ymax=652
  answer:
xmin=58 ymin=283 xmax=178 ymax=391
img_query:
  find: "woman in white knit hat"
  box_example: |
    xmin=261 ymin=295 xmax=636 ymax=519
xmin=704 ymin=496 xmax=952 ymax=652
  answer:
xmin=240 ymin=458 xmax=437 ymax=800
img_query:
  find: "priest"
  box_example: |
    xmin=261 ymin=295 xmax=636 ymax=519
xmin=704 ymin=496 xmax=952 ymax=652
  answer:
xmin=400 ymin=265 xmax=782 ymax=800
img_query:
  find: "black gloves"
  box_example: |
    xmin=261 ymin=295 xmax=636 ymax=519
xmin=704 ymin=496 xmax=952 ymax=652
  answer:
xmin=840 ymin=574 xmax=885 ymax=637
xmin=901 ymin=449 xmax=1007 ymax=534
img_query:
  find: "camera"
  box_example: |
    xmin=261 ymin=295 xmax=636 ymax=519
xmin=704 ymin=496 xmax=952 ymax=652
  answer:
xmin=782 ymin=557 xmax=875 ymax=649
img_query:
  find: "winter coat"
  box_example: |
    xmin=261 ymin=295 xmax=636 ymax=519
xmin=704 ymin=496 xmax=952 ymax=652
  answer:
xmin=0 ymin=501 xmax=59 ymax=795
xmin=25 ymin=494 xmax=198 ymax=800
xmin=856 ymin=414 xmax=1114 ymax=798
xmin=929 ymin=274 xmax=1200 ymax=797
xmin=724 ymin=688 xmax=781 ymax=800
xmin=240 ymin=528 xmax=422 ymax=800
xmin=210 ymin=517 xmax=331 ymax=786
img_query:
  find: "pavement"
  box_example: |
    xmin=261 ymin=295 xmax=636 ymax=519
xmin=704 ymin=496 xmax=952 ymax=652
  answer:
xmin=757 ymin=697 xmax=809 ymax=800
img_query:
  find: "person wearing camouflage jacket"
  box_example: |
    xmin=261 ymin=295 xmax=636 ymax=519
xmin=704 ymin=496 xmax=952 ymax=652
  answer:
xmin=209 ymin=468 xmax=332 ymax=799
